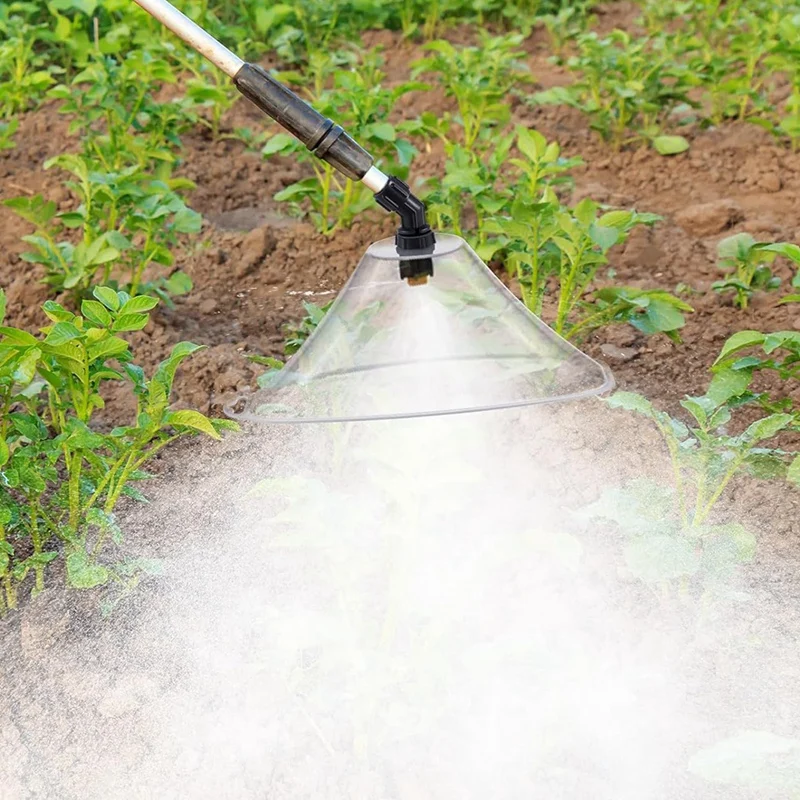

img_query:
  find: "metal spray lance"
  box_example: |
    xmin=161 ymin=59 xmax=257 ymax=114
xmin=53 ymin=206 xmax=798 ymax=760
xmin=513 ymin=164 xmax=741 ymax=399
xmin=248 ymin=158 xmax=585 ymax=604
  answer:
xmin=130 ymin=0 xmax=436 ymax=282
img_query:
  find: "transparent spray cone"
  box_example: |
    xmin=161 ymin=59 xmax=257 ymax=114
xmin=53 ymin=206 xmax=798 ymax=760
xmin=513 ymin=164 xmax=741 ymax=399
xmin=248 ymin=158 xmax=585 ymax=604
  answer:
xmin=228 ymin=234 xmax=614 ymax=423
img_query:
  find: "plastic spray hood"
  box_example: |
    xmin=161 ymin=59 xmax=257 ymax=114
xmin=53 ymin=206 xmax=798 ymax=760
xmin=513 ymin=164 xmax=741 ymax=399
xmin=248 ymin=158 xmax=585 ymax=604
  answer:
xmin=228 ymin=234 xmax=614 ymax=423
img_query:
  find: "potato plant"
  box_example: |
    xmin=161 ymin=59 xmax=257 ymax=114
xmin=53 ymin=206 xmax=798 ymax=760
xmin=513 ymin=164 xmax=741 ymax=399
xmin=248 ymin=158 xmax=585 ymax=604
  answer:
xmin=4 ymin=154 xmax=199 ymax=301
xmin=0 ymin=16 xmax=58 ymax=118
xmin=411 ymin=32 xmax=530 ymax=154
xmin=0 ymin=287 xmax=236 ymax=613
xmin=591 ymin=386 xmax=797 ymax=593
xmin=421 ymin=127 xmax=579 ymax=260
xmin=488 ymin=190 xmax=687 ymax=341
xmin=533 ymin=30 xmax=695 ymax=152
xmin=711 ymin=234 xmax=795 ymax=309
xmin=50 ymin=52 xmax=195 ymax=170
xmin=711 ymin=329 xmax=800 ymax=423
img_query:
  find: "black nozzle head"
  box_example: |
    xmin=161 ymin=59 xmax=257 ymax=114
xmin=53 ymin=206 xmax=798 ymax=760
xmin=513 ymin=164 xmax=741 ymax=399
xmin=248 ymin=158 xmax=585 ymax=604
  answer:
xmin=374 ymin=175 xmax=436 ymax=282
xmin=400 ymin=256 xmax=434 ymax=284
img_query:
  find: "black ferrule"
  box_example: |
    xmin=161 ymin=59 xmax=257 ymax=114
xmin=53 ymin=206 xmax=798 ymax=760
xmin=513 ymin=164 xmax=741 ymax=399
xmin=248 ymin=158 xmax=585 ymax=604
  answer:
xmin=233 ymin=63 xmax=373 ymax=182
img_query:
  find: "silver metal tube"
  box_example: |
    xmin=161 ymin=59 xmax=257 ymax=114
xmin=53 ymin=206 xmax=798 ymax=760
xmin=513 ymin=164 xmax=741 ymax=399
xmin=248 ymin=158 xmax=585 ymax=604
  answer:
xmin=132 ymin=0 xmax=244 ymax=77
xmin=361 ymin=166 xmax=389 ymax=193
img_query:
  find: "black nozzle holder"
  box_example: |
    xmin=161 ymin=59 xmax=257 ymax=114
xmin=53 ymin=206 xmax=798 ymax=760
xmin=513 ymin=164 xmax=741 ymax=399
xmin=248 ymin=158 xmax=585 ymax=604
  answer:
xmin=374 ymin=176 xmax=436 ymax=281
xmin=233 ymin=63 xmax=373 ymax=182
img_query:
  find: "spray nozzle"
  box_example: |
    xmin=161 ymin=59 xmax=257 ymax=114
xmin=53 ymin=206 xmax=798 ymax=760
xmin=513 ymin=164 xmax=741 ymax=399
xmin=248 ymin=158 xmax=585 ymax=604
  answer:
xmin=374 ymin=176 xmax=436 ymax=284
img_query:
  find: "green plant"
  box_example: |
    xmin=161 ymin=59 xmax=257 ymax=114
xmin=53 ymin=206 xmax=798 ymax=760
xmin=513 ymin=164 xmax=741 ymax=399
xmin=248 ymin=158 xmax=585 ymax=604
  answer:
xmin=488 ymin=192 xmax=676 ymax=339
xmin=761 ymin=14 xmax=800 ymax=150
xmin=542 ymin=2 xmax=593 ymax=59
xmin=422 ymin=139 xmax=514 ymax=258
xmin=420 ymin=126 xmax=580 ymax=260
xmin=588 ymin=386 xmax=797 ymax=593
xmin=283 ymin=300 xmax=333 ymax=356
xmin=0 ymin=286 xmax=236 ymax=613
xmin=4 ymin=154 xmax=200 ymax=301
xmin=411 ymin=32 xmax=530 ymax=153
xmin=711 ymin=234 xmax=790 ymax=309
xmin=262 ymin=52 xmax=424 ymax=234
xmin=50 ymin=52 xmax=193 ymax=170
xmin=711 ymin=329 xmax=800 ymax=420
xmin=534 ymin=30 xmax=695 ymax=151
xmin=0 ymin=19 xmax=57 ymax=118
xmin=172 ymin=49 xmax=241 ymax=141
xmin=0 ymin=117 xmax=17 ymax=149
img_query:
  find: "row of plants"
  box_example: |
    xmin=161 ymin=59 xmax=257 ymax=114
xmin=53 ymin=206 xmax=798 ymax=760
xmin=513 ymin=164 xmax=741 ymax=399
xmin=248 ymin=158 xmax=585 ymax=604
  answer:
xmin=536 ymin=0 xmax=800 ymax=152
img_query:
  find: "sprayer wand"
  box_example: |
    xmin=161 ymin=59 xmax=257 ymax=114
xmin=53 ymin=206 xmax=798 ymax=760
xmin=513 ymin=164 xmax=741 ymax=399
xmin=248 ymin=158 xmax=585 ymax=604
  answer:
xmin=131 ymin=0 xmax=436 ymax=280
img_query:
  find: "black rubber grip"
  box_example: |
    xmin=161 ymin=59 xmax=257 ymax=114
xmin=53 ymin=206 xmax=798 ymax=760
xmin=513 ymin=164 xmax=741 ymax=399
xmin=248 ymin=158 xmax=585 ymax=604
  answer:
xmin=233 ymin=63 xmax=373 ymax=182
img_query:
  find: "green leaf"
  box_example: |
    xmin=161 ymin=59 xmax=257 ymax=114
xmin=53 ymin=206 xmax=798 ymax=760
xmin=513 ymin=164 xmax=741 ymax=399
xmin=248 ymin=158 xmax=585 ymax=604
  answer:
xmin=0 ymin=289 xmax=5 ymax=325
xmin=701 ymin=523 xmax=757 ymax=575
xmin=93 ymin=286 xmax=120 ymax=311
xmin=86 ymin=335 xmax=129 ymax=363
xmin=81 ymin=299 xmax=112 ymax=328
xmin=12 ymin=348 xmax=41 ymax=385
xmin=0 ymin=438 xmax=9 ymax=468
xmin=66 ymin=551 xmax=110 ymax=589
xmin=45 ymin=322 xmax=82 ymax=346
xmin=367 ymin=122 xmax=395 ymax=142
xmin=714 ymin=330 xmax=766 ymax=364
xmin=516 ymin=126 xmax=548 ymax=161
xmin=262 ymin=132 xmax=296 ymax=155
xmin=606 ymin=391 xmax=655 ymax=417
xmin=741 ymin=414 xmax=793 ymax=443
xmin=706 ymin=367 xmax=752 ymax=406
xmin=588 ymin=223 xmax=619 ymax=252
xmin=120 ymin=296 xmax=159 ymax=315
xmin=624 ymin=535 xmax=700 ymax=583
xmin=42 ymin=301 xmax=74 ymax=323
xmin=112 ymin=313 xmax=149 ymax=332
xmin=788 ymin=454 xmax=800 ymax=487
xmin=760 ymin=242 xmax=800 ymax=265
xmin=254 ymin=3 xmax=294 ymax=33
xmin=165 ymin=271 xmax=193 ymax=296
xmin=653 ymin=135 xmax=690 ymax=155
xmin=167 ymin=410 xmax=221 ymax=440
xmin=0 ymin=327 xmax=39 ymax=347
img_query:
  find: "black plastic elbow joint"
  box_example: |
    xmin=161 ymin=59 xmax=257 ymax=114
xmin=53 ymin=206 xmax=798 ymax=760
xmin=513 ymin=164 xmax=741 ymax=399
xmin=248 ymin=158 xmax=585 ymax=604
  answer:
xmin=374 ymin=176 xmax=436 ymax=282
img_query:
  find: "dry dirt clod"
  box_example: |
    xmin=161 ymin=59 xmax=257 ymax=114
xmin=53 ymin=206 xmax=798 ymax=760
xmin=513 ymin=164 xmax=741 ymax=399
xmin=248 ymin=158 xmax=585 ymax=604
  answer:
xmin=236 ymin=225 xmax=278 ymax=278
xmin=673 ymin=199 xmax=744 ymax=237
xmin=758 ymin=173 xmax=782 ymax=193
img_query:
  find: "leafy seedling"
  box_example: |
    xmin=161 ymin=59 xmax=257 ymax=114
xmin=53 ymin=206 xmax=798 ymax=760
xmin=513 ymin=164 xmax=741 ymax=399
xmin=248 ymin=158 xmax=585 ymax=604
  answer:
xmin=0 ymin=286 xmax=237 ymax=612
xmin=711 ymin=234 xmax=784 ymax=309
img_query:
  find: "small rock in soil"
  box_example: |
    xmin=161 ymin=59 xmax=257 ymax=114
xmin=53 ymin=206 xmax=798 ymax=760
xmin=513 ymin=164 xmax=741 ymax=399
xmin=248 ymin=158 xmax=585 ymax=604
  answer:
xmin=599 ymin=343 xmax=639 ymax=362
xmin=673 ymin=199 xmax=743 ymax=237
